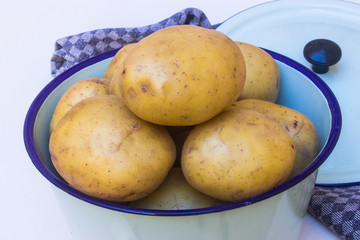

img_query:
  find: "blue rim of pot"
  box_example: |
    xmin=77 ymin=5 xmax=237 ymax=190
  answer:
xmin=23 ymin=48 xmax=341 ymax=216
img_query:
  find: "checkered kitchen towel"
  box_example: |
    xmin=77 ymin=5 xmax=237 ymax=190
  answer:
xmin=50 ymin=8 xmax=213 ymax=77
xmin=308 ymin=185 xmax=360 ymax=240
xmin=50 ymin=7 xmax=360 ymax=240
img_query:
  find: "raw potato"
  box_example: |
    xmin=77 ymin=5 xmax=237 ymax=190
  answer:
xmin=104 ymin=43 xmax=136 ymax=81
xmin=181 ymin=108 xmax=296 ymax=202
xmin=129 ymin=168 xmax=227 ymax=210
xmin=105 ymin=43 xmax=137 ymax=97
xmin=49 ymin=78 xmax=110 ymax=134
xmin=226 ymin=99 xmax=319 ymax=177
xmin=49 ymin=95 xmax=176 ymax=202
xmin=235 ymin=41 xmax=280 ymax=102
xmin=113 ymin=25 xmax=246 ymax=126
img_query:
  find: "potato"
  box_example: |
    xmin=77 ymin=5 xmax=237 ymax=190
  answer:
xmin=235 ymin=41 xmax=280 ymax=102
xmin=226 ymin=99 xmax=319 ymax=178
xmin=104 ymin=43 xmax=136 ymax=81
xmin=49 ymin=95 xmax=176 ymax=202
xmin=105 ymin=43 xmax=137 ymax=97
xmin=181 ymin=108 xmax=296 ymax=202
xmin=113 ymin=25 xmax=246 ymax=126
xmin=49 ymin=77 xmax=110 ymax=134
xmin=129 ymin=168 xmax=227 ymax=210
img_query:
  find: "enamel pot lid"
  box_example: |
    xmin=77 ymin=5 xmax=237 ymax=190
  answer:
xmin=216 ymin=0 xmax=360 ymax=186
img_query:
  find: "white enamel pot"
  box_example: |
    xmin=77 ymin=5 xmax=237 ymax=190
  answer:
xmin=24 ymin=46 xmax=341 ymax=239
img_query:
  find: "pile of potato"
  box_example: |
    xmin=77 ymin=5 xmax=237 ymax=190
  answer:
xmin=49 ymin=25 xmax=318 ymax=209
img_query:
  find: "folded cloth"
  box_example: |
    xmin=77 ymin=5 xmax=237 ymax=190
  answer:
xmin=50 ymin=8 xmax=213 ymax=77
xmin=50 ymin=7 xmax=359 ymax=240
xmin=308 ymin=185 xmax=360 ymax=240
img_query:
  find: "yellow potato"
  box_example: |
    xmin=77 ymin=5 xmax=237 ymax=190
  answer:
xmin=49 ymin=95 xmax=176 ymax=202
xmin=226 ymin=99 xmax=319 ymax=177
xmin=49 ymin=77 xmax=110 ymax=134
xmin=113 ymin=25 xmax=246 ymax=126
xmin=235 ymin=41 xmax=280 ymax=102
xmin=181 ymin=108 xmax=296 ymax=202
xmin=104 ymin=43 xmax=137 ymax=97
xmin=104 ymin=43 xmax=136 ymax=81
xmin=129 ymin=168 xmax=227 ymax=210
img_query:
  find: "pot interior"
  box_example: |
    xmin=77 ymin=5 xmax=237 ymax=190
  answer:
xmin=24 ymin=48 xmax=341 ymax=216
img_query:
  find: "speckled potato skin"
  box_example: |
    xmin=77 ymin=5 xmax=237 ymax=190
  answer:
xmin=113 ymin=25 xmax=246 ymax=126
xmin=181 ymin=108 xmax=296 ymax=202
xmin=49 ymin=95 xmax=176 ymax=202
xmin=49 ymin=78 xmax=110 ymax=134
xmin=235 ymin=41 xmax=280 ymax=102
xmin=104 ymin=43 xmax=136 ymax=81
xmin=227 ymin=99 xmax=319 ymax=178
xmin=105 ymin=43 xmax=136 ymax=96
xmin=129 ymin=168 xmax=227 ymax=210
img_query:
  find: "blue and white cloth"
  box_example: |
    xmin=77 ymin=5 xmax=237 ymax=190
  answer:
xmin=51 ymin=8 xmax=213 ymax=77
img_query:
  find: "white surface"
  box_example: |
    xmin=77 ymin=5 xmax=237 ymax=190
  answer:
xmin=2 ymin=0 xmax=358 ymax=239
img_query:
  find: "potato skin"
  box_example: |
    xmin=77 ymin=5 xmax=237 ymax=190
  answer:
xmin=104 ymin=43 xmax=136 ymax=81
xmin=235 ymin=42 xmax=280 ymax=102
xmin=114 ymin=25 xmax=246 ymax=126
xmin=181 ymin=108 xmax=296 ymax=202
xmin=227 ymin=99 xmax=319 ymax=177
xmin=105 ymin=43 xmax=137 ymax=97
xmin=49 ymin=95 xmax=176 ymax=202
xmin=49 ymin=77 xmax=110 ymax=134
xmin=129 ymin=168 xmax=226 ymax=210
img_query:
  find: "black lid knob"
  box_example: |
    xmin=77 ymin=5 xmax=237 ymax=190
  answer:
xmin=303 ymin=39 xmax=342 ymax=74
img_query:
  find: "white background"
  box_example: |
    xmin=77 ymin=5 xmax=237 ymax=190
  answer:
xmin=2 ymin=0 xmax=359 ymax=239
